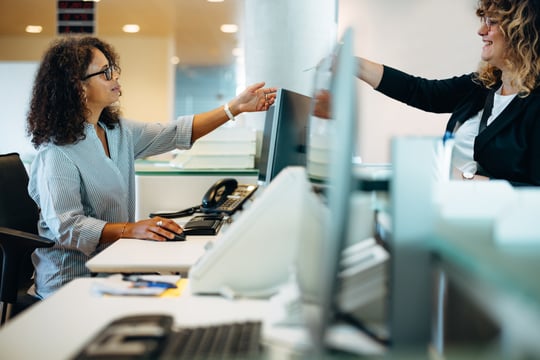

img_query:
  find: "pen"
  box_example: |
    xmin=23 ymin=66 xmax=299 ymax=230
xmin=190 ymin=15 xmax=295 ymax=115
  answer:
xmin=122 ymin=276 xmax=178 ymax=289
xmin=302 ymin=65 xmax=317 ymax=72
xmin=442 ymin=131 xmax=454 ymax=144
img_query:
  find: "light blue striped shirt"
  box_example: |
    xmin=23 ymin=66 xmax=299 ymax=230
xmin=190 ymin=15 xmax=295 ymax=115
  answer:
xmin=28 ymin=116 xmax=193 ymax=298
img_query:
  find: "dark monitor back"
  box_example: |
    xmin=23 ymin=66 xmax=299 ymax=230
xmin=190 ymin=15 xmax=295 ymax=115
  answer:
xmin=258 ymin=88 xmax=311 ymax=184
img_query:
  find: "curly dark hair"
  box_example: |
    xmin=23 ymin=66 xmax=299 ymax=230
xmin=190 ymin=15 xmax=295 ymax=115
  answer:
xmin=474 ymin=0 xmax=540 ymax=97
xmin=27 ymin=36 xmax=122 ymax=148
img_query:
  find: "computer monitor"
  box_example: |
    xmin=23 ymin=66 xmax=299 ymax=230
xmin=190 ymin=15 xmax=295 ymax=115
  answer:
xmin=300 ymin=27 xmax=375 ymax=354
xmin=257 ymin=88 xmax=312 ymax=184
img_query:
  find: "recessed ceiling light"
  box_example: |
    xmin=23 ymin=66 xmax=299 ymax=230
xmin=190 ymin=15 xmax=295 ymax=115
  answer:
xmin=122 ymin=24 xmax=140 ymax=33
xmin=207 ymin=0 xmax=224 ymax=2
xmin=232 ymin=48 xmax=243 ymax=57
xmin=170 ymin=56 xmax=180 ymax=65
xmin=25 ymin=25 xmax=43 ymax=34
xmin=220 ymin=24 xmax=238 ymax=33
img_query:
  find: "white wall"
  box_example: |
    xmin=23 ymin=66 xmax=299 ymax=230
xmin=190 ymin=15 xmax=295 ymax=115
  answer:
xmin=338 ymin=0 xmax=480 ymax=162
xmin=0 ymin=62 xmax=38 ymax=161
xmin=0 ymin=1 xmax=482 ymax=166
xmin=0 ymin=37 xmax=174 ymax=163
xmin=242 ymin=0 xmax=338 ymax=131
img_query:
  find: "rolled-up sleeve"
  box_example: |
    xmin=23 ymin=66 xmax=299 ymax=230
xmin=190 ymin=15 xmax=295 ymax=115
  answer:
xmin=124 ymin=116 xmax=194 ymax=159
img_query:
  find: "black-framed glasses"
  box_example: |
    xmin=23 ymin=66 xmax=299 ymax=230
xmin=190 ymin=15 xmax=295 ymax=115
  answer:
xmin=480 ymin=16 xmax=499 ymax=31
xmin=83 ymin=65 xmax=121 ymax=81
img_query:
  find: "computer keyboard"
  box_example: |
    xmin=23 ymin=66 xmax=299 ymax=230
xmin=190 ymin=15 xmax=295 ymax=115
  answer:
xmin=183 ymin=214 xmax=225 ymax=236
xmin=73 ymin=314 xmax=262 ymax=360
xmin=161 ymin=321 xmax=262 ymax=359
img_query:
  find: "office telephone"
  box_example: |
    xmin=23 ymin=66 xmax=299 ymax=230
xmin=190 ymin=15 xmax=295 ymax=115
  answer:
xmin=149 ymin=179 xmax=257 ymax=236
xmin=200 ymin=178 xmax=258 ymax=215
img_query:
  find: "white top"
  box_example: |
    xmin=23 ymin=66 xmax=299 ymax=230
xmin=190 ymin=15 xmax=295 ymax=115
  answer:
xmin=452 ymin=87 xmax=517 ymax=174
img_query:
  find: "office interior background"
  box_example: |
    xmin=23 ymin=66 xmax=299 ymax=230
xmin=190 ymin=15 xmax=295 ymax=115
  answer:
xmin=4 ymin=1 xmax=540 ymax=357
xmin=0 ymin=0 xmax=480 ymax=164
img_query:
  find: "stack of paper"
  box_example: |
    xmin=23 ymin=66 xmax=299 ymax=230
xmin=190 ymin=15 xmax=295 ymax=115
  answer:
xmin=171 ymin=127 xmax=257 ymax=169
xmin=336 ymin=237 xmax=389 ymax=314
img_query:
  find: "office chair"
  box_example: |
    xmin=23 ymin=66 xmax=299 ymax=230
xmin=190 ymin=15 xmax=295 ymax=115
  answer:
xmin=0 ymin=153 xmax=54 ymax=325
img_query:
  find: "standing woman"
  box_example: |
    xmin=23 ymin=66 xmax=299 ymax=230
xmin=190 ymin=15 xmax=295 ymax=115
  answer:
xmin=26 ymin=36 xmax=277 ymax=299
xmin=357 ymin=0 xmax=540 ymax=186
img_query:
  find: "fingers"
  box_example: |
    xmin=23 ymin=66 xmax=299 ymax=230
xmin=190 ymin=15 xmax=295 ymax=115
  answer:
xmin=150 ymin=217 xmax=184 ymax=242
xmin=259 ymin=88 xmax=277 ymax=111
xmin=248 ymin=82 xmax=265 ymax=91
xmin=236 ymin=83 xmax=277 ymax=112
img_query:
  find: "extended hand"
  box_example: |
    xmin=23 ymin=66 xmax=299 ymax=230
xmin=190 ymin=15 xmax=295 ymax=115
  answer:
xmin=313 ymin=89 xmax=332 ymax=119
xmin=233 ymin=82 xmax=277 ymax=113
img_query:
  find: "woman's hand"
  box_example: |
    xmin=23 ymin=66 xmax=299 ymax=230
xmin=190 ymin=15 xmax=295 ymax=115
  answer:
xmin=313 ymin=89 xmax=332 ymax=119
xmin=123 ymin=217 xmax=184 ymax=242
xmin=191 ymin=81 xmax=277 ymax=142
xmin=231 ymin=82 xmax=277 ymax=114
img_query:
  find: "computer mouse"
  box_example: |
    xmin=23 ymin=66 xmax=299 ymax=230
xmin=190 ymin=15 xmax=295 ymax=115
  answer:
xmin=169 ymin=232 xmax=186 ymax=242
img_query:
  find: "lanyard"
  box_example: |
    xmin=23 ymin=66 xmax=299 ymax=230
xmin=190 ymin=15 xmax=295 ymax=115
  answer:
xmin=478 ymin=90 xmax=495 ymax=133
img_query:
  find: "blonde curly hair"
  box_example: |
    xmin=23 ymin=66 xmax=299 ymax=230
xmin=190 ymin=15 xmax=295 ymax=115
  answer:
xmin=474 ymin=0 xmax=540 ymax=97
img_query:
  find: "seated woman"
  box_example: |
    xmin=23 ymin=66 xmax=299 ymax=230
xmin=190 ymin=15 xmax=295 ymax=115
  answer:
xmin=26 ymin=35 xmax=277 ymax=299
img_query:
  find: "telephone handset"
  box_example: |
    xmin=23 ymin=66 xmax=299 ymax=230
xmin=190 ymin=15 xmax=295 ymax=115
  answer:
xmin=201 ymin=178 xmax=238 ymax=211
xmin=149 ymin=178 xmax=258 ymax=219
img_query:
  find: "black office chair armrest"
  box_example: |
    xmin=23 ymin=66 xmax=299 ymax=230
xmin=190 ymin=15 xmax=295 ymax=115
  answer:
xmin=0 ymin=227 xmax=55 ymax=249
xmin=0 ymin=226 xmax=54 ymax=248
xmin=0 ymin=227 xmax=54 ymax=304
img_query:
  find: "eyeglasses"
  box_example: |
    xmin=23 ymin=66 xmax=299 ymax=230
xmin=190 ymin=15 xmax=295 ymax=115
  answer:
xmin=83 ymin=65 xmax=121 ymax=81
xmin=480 ymin=16 xmax=500 ymax=31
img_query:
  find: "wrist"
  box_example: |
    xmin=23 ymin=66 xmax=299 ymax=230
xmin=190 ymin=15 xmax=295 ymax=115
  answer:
xmin=462 ymin=171 xmax=475 ymax=180
xmin=228 ymin=100 xmax=240 ymax=116
xmin=223 ymin=102 xmax=237 ymax=121
xmin=356 ymin=57 xmax=362 ymax=78
xmin=119 ymin=222 xmax=128 ymax=239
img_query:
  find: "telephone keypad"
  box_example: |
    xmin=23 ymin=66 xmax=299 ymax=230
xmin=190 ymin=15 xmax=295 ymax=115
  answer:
xmin=211 ymin=184 xmax=258 ymax=215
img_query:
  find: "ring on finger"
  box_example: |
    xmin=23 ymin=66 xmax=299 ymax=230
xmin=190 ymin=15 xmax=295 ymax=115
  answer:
xmin=157 ymin=220 xmax=163 ymax=227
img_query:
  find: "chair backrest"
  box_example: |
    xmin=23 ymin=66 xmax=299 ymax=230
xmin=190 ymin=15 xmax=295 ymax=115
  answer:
xmin=0 ymin=153 xmax=40 ymax=287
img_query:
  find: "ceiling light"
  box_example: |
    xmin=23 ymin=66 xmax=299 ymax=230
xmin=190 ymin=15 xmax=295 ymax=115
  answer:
xmin=170 ymin=56 xmax=180 ymax=65
xmin=207 ymin=0 xmax=224 ymax=2
xmin=122 ymin=24 xmax=140 ymax=33
xmin=220 ymin=24 xmax=238 ymax=33
xmin=25 ymin=25 xmax=43 ymax=34
xmin=232 ymin=48 xmax=243 ymax=57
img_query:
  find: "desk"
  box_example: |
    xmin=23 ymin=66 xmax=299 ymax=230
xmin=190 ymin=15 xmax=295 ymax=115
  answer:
xmin=0 ymin=277 xmax=389 ymax=359
xmin=85 ymin=237 xmax=212 ymax=274
xmin=87 ymin=182 xmax=256 ymax=275
xmin=1 ymin=165 xmax=390 ymax=359
xmin=389 ymin=137 xmax=540 ymax=357
xmin=0 ymin=278 xmax=280 ymax=359
xmin=430 ymin=232 xmax=540 ymax=357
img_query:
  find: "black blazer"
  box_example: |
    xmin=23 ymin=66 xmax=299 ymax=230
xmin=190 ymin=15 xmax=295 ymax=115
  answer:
xmin=377 ymin=66 xmax=540 ymax=186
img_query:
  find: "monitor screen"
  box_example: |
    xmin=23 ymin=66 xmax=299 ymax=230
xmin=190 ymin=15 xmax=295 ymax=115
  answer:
xmin=300 ymin=28 xmax=389 ymax=357
xmin=257 ymin=88 xmax=312 ymax=185
xmin=302 ymin=27 xmax=364 ymax=353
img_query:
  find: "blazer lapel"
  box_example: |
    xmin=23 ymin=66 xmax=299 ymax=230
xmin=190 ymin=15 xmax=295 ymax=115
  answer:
xmin=474 ymin=95 xmax=521 ymax=154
